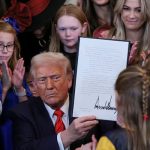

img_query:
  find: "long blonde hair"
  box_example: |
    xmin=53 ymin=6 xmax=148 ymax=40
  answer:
xmin=113 ymin=0 xmax=150 ymax=51
xmin=115 ymin=65 xmax=150 ymax=150
xmin=0 ymin=20 xmax=20 ymax=69
xmin=49 ymin=4 xmax=90 ymax=52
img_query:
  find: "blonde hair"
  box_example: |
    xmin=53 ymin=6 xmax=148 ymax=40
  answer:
xmin=0 ymin=20 xmax=20 ymax=69
xmin=115 ymin=65 xmax=150 ymax=150
xmin=49 ymin=4 xmax=90 ymax=52
xmin=30 ymin=52 xmax=72 ymax=79
xmin=113 ymin=0 xmax=150 ymax=51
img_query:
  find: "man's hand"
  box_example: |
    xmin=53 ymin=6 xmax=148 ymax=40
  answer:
xmin=60 ymin=116 xmax=98 ymax=148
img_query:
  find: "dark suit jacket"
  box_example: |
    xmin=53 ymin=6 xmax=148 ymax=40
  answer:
xmin=9 ymin=97 xmax=60 ymax=150
xmin=8 ymin=96 xmax=117 ymax=150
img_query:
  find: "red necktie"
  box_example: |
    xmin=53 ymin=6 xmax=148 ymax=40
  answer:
xmin=54 ymin=109 xmax=65 ymax=133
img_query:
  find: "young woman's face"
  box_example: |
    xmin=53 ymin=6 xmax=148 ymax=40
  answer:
xmin=92 ymin=0 xmax=110 ymax=5
xmin=121 ymin=0 xmax=145 ymax=31
xmin=0 ymin=32 xmax=14 ymax=64
xmin=56 ymin=15 xmax=87 ymax=50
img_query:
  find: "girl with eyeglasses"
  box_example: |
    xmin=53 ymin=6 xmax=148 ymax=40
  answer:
xmin=0 ymin=20 xmax=31 ymax=150
xmin=0 ymin=20 xmax=29 ymax=106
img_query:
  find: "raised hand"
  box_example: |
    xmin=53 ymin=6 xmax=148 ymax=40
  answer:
xmin=1 ymin=62 xmax=12 ymax=102
xmin=12 ymin=58 xmax=25 ymax=89
xmin=1 ymin=62 xmax=12 ymax=92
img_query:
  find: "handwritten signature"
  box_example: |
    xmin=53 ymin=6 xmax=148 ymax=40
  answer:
xmin=94 ymin=96 xmax=116 ymax=114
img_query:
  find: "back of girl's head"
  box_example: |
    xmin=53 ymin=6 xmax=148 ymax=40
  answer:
xmin=49 ymin=4 xmax=90 ymax=52
xmin=115 ymin=65 xmax=150 ymax=150
xmin=0 ymin=20 xmax=20 ymax=69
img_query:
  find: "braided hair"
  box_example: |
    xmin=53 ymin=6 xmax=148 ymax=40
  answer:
xmin=115 ymin=65 xmax=150 ymax=150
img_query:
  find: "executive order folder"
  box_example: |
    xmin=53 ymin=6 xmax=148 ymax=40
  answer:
xmin=72 ymin=37 xmax=130 ymax=121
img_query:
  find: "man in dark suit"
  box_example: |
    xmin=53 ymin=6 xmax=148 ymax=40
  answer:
xmin=9 ymin=52 xmax=98 ymax=150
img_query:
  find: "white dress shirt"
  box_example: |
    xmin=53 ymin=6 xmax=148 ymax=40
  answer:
xmin=44 ymin=96 xmax=70 ymax=150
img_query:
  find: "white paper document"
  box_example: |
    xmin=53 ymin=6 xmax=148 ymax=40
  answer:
xmin=72 ymin=37 xmax=129 ymax=121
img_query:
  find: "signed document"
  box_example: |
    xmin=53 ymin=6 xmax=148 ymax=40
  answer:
xmin=72 ymin=37 xmax=129 ymax=121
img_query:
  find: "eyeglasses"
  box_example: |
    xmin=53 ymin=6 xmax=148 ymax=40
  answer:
xmin=0 ymin=43 xmax=15 ymax=52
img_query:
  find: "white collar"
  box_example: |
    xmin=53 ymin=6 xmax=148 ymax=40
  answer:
xmin=44 ymin=95 xmax=69 ymax=119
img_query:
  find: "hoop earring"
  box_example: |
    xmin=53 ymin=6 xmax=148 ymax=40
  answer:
xmin=38 ymin=39 xmax=47 ymax=48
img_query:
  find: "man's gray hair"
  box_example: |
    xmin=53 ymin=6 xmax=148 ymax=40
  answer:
xmin=30 ymin=52 xmax=72 ymax=78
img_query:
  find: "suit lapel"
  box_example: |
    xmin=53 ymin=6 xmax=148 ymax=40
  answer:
xmin=30 ymin=97 xmax=56 ymax=136
xmin=68 ymin=95 xmax=75 ymax=124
